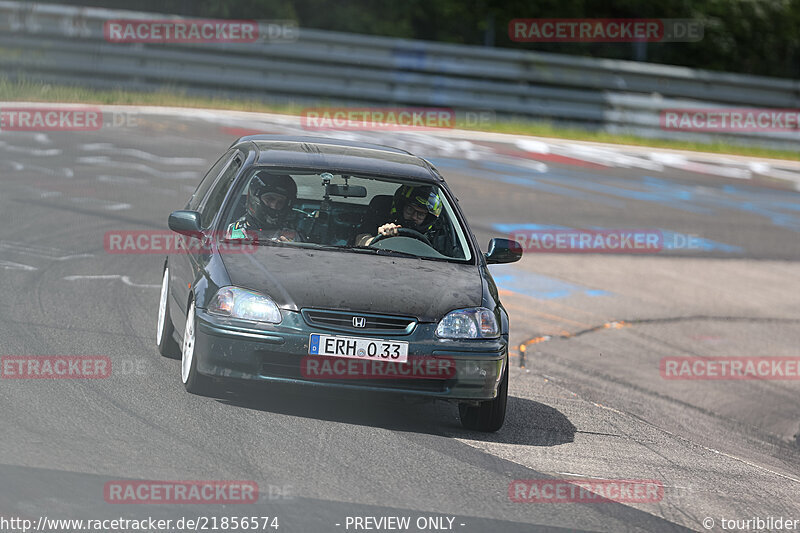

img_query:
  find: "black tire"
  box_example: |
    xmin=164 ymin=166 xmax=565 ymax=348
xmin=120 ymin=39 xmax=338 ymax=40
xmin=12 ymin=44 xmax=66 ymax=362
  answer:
xmin=156 ymin=266 xmax=181 ymax=358
xmin=459 ymin=362 xmax=508 ymax=432
xmin=181 ymin=301 xmax=214 ymax=395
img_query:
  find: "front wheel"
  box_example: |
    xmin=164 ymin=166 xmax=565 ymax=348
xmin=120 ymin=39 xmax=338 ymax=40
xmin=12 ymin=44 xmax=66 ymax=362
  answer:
xmin=459 ymin=364 xmax=508 ymax=432
xmin=181 ymin=301 xmax=213 ymax=395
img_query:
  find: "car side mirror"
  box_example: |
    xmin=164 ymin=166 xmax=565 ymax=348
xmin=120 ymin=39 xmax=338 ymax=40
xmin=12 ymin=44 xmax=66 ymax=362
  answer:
xmin=485 ymin=238 xmax=523 ymax=264
xmin=168 ymin=210 xmax=202 ymax=236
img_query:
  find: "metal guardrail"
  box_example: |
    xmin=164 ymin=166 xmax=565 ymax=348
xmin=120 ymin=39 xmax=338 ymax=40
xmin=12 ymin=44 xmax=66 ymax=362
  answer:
xmin=0 ymin=1 xmax=798 ymax=150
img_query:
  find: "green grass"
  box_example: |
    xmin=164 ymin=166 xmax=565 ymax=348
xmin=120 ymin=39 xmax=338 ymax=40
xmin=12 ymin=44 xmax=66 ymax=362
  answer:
xmin=0 ymin=78 xmax=306 ymax=114
xmin=2 ymin=78 xmax=798 ymax=161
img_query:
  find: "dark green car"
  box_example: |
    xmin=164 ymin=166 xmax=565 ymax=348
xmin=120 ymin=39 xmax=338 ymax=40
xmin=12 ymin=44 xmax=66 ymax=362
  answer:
xmin=156 ymin=135 xmax=522 ymax=431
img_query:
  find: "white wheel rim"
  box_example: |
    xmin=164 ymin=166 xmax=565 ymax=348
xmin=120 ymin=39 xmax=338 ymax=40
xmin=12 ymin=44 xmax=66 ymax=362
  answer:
xmin=156 ymin=268 xmax=169 ymax=345
xmin=181 ymin=303 xmax=195 ymax=384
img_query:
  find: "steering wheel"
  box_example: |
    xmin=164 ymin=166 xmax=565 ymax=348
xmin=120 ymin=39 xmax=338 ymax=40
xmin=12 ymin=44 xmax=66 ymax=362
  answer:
xmin=370 ymin=227 xmax=433 ymax=247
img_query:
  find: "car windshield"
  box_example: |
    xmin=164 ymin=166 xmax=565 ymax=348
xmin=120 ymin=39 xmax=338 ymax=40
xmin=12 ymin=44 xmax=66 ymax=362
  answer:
xmin=220 ymin=168 xmax=473 ymax=262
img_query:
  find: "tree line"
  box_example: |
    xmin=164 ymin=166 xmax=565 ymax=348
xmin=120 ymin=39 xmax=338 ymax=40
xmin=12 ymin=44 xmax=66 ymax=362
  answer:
xmin=44 ymin=0 xmax=800 ymax=79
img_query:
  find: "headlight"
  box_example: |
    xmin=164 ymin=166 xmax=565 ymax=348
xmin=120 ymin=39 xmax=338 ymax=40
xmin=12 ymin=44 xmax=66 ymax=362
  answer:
xmin=207 ymin=287 xmax=281 ymax=324
xmin=436 ymin=307 xmax=499 ymax=339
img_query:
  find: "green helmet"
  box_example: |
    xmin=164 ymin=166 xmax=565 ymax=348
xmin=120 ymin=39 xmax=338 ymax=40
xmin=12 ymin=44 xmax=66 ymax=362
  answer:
xmin=390 ymin=185 xmax=443 ymax=232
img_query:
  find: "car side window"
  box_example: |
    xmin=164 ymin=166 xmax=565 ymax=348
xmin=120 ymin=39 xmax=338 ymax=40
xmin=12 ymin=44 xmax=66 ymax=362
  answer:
xmin=188 ymin=151 xmax=235 ymax=211
xmin=199 ymin=154 xmax=244 ymax=229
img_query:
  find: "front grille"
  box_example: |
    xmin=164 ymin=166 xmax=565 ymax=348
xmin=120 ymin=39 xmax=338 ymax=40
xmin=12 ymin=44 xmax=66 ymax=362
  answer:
xmin=302 ymin=309 xmax=416 ymax=335
xmin=258 ymin=353 xmax=299 ymax=379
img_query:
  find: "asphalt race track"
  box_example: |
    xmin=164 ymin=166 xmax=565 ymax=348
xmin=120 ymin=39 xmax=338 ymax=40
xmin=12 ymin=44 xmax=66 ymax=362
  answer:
xmin=1 ymin=106 xmax=799 ymax=532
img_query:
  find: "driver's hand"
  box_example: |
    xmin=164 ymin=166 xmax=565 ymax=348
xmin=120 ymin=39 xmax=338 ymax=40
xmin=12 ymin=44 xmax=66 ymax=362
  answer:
xmin=378 ymin=223 xmax=401 ymax=237
xmin=272 ymin=229 xmax=297 ymax=242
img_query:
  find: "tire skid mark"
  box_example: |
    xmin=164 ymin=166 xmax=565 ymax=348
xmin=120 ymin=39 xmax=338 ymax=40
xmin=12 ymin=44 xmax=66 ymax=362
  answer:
xmin=76 ymin=156 xmax=198 ymax=179
xmin=0 ymin=140 xmax=61 ymax=157
xmin=1 ymin=160 xmax=74 ymax=177
xmin=80 ymin=143 xmax=206 ymax=165
xmin=514 ymin=316 xmax=800 ymax=367
xmin=544 ymin=375 xmax=800 ymax=484
xmin=0 ymin=240 xmax=93 ymax=261
xmin=62 ymin=274 xmax=159 ymax=289
xmin=0 ymin=260 xmax=38 ymax=271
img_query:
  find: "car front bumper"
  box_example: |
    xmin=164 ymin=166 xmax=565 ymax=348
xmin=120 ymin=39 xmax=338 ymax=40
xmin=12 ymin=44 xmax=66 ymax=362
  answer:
xmin=193 ymin=308 xmax=507 ymax=400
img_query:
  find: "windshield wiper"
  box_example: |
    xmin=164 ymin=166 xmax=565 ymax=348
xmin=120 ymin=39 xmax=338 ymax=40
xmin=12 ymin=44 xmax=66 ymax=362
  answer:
xmin=360 ymin=247 xmax=455 ymax=262
xmin=220 ymin=237 xmax=289 ymax=247
xmin=347 ymin=245 xmax=422 ymax=259
xmin=302 ymin=243 xmax=453 ymax=262
xmin=301 ymin=244 xmax=396 ymax=255
xmin=371 ymin=248 xmax=421 ymax=259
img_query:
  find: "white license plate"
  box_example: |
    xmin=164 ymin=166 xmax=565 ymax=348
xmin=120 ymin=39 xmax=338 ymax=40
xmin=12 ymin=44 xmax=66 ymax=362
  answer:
xmin=308 ymin=334 xmax=408 ymax=363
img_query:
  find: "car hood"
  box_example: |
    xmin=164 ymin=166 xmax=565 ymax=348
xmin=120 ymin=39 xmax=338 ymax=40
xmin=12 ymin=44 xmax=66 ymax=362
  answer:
xmin=219 ymin=246 xmax=482 ymax=322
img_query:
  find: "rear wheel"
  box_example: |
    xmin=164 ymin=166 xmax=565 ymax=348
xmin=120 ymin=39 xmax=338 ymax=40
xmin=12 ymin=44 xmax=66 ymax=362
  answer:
xmin=459 ymin=364 xmax=508 ymax=432
xmin=181 ymin=301 xmax=213 ymax=395
xmin=156 ymin=266 xmax=180 ymax=358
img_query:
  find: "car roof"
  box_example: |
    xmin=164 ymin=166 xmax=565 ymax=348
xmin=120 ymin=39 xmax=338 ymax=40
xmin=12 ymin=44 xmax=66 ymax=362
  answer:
xmin=231 ymin=135 xmax=442 ymax=183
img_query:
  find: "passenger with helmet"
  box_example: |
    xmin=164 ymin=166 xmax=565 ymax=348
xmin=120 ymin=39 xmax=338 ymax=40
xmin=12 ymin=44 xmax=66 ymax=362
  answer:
xmin=355 ymin=184 xmax=453 ymax=254
xmin=226 ymin=172 xmax=303 ymax=242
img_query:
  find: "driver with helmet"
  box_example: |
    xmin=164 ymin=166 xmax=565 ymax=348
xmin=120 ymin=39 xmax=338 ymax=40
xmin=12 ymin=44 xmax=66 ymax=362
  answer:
xmin=226 ymin=172 xmax=303 ymax=242
xmin=355 ymin=184 xmax=446 ymax=249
